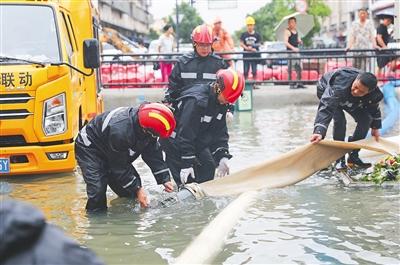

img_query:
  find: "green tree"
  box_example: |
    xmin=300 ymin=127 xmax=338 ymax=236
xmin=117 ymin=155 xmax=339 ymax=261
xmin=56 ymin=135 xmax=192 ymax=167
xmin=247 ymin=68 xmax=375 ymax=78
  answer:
xmin=303 ymin=0 xmax=331 ymax=46
xmin=168 ymin=2 xmax=203 ymax=43
xmin=234 ymin=0 xmax=331 ymax=47
xmin=148 ymin=28 xmax=159 ymax=41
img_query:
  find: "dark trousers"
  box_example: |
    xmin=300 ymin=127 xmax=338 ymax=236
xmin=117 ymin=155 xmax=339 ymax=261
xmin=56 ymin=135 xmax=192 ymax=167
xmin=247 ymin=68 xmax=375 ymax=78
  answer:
xmin=75 ymin=142 xmax=137 ymax=212
xmin=243 ymin=60 xmax=257 ymax=79
xmin=161 ymin=141 xmax=216 ymax=186
xmin=333 ymin=107 xmax=372 ymax=155
xmin=288 ymin=59 xmax=301 ymax=83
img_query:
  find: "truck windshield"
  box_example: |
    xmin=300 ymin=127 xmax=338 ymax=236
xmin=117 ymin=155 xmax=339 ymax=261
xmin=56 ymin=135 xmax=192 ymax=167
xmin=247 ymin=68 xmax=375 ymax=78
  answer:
xmin=0 ymin=5 xmax=61 ymax=62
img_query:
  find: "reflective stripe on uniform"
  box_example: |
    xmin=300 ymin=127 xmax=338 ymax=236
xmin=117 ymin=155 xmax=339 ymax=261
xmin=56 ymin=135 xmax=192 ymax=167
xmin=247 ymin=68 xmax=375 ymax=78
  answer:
xmin=201 ymin=115 xmax=212 ymax=123
xmin=181 ymin=72 xmax=197 ymax=79
xmin=170 ymin=131 xmax=176 ymax=138
xmin=129 ymin=149 xmax=135 ymax=156
xmin=212 ymin=147 xmax=226 ymax=155
xmin=102 ymin=107 xmax=124 ymax=132
xmin=153 ymin=168 xmax=170 ymax=175
xmin=314 ymin=123 xmax=327 ymax=129
xmin=123 ymin=177 xmax=136 ymax=188
xmin=203 ymin=73 xmax=216 ymax=80
xmin=182 ymin=155 xmax=196 ymax=160
xmin=80 ymin=126 xmax=92 ymax=146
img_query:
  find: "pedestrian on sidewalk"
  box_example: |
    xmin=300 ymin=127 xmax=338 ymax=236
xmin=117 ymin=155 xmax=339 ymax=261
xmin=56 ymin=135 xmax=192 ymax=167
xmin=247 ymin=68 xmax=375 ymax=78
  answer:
xmin=212 ymin=16 xmax=235 ymax=66
xmin=346 ymin=8 xmax=378 ymax=71
xmin=240 ymin=16 xmax=262 ymax=81
xmin=284 ymin=16 xmax=305 ymax=89
xmin=375 ymin=15 xmax=397 ymax=76
xmin=158 ymin=24 xmax=175 ymax=82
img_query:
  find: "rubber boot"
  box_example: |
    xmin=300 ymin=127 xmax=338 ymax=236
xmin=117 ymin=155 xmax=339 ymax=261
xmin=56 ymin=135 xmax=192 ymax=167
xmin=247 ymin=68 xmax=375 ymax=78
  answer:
xmin=347 ymin=151 xmax=371 ymax=169
xmin=334 ymin=156 xmax=347 ymax=172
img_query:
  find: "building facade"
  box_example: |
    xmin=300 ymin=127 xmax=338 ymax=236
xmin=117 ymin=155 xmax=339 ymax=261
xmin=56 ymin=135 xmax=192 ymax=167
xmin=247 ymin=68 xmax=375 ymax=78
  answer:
xmin=97 ymin=0 xmax=153 ymax=39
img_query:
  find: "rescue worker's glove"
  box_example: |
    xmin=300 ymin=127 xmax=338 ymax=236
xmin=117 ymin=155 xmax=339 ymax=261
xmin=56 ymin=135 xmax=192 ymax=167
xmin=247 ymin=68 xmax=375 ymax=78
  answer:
xmin=180 ymin=167 xmax=195 ymax=184
xmin=226 ymin=111 xmax=234 ymax=124
xmin=216 ymin=157 xmax=230 ymax=178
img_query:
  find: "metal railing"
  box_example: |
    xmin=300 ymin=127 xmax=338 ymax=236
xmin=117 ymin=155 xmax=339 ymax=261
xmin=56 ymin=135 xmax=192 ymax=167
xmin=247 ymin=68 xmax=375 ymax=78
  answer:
xmin=100 ymin=48 xmax=400 ymax=89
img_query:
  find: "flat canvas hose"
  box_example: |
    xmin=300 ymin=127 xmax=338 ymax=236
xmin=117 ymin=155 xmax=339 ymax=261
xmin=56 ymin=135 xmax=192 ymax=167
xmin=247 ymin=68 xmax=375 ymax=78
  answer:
xmin=174 ymin=136 xmax=398 ymax=264
xmin=174 ymin=191 xmax=258 ymax=265
xmin=200 ymin=137 xmax=399 ymax=197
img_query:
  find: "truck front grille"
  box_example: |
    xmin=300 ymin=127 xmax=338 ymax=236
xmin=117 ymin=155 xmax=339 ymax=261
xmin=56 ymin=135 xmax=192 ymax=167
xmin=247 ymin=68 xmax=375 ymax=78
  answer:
xmin=0 ymin=109 xmax=33 ymax=120
xmin=0 ymin=135 xmax=27 ymax=147
xmin=0 ymin=93 xmax=33 ymax=104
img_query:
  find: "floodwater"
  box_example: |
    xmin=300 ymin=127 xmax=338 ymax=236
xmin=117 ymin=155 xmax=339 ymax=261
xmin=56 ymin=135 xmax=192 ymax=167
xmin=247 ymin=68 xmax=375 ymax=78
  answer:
xmin=1 ymin=104 xmax=399 ymax=265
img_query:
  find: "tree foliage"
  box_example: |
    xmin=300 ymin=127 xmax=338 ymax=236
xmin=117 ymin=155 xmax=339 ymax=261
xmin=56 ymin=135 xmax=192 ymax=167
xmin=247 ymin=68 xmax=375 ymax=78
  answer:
xmin=148 ymin=28 xmax=159 ymax=41
xmin=303 ymin=0 xmax=331 ymax=46
xmin=168 ymin=2 xmax=204 ymax=43
xmin=234 ymin=0 xmax=331 ymax=47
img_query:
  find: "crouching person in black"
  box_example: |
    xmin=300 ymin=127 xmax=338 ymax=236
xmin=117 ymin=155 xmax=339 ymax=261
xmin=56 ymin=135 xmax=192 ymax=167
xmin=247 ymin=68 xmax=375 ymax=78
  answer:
xmin=75 ymin=103 xmax=176 ymax=212
xmin=310 ymin=67 xmax=383 ymax=170
xmin=0 ymin=199 xmax=104 ymax=265
xmin=160 ymin=69 xmax=245 ymax=186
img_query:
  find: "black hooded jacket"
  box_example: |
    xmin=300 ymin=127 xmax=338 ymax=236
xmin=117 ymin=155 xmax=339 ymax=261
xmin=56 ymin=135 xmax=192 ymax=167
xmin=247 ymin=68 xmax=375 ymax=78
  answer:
xmin=0 ymin=200 xmax=104 ymax=265
xmin=75 ymin=107 xmax=170 ymax=189
xmin=164 ymin=51 xmax=228 ymax=103
xmin=161 ymin=83 xmax=232 ymax=168
xmin=314 ymin=67 xmax=383 ymax=137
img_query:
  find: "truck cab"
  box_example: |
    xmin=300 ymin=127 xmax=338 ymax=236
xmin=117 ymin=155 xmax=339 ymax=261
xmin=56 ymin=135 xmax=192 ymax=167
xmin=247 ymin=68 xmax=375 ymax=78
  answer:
xmin=0 ymin=0 xmax=103 ymax=175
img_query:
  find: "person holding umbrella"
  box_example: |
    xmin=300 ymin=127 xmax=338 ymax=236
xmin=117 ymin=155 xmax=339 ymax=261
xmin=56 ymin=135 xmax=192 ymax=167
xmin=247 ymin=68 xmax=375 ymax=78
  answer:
xmin=375 ymin=13 xmax=397 ymax=76
xmin=275 ymin=13 xmax=314 ymax=89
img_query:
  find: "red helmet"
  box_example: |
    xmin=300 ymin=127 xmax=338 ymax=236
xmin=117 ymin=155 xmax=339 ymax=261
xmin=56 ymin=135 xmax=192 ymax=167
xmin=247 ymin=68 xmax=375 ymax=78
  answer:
xmin=216 ymin=69 xmax=245 ymax=104
xmin=191 ymin=24 xmax=214 ymax=44
xmin=138 ymin=103 xmax=176 ymax=138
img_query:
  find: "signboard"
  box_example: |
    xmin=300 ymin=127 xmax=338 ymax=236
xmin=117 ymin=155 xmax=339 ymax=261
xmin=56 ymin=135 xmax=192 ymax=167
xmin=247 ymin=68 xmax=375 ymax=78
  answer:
xmin=236 ymin=84 xmax=253 ymax=111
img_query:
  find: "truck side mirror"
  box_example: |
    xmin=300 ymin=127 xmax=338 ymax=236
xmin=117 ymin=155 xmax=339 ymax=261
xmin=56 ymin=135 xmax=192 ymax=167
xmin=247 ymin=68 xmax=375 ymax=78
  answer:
xmin=83 ymin=39 xmax=100 ymax=68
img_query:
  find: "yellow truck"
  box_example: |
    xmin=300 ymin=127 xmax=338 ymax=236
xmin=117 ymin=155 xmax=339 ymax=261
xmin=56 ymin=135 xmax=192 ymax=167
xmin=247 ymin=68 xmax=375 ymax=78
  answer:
xmin=0 ymin=0 xmax=103 ymax=175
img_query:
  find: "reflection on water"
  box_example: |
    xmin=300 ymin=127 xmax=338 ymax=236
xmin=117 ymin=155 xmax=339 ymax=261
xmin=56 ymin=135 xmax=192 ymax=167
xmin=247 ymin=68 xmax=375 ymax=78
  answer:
xmin=216 ymin=186 xmax=400 ymax=265
xmin=1 ymin=105 xmax=399 ymax=264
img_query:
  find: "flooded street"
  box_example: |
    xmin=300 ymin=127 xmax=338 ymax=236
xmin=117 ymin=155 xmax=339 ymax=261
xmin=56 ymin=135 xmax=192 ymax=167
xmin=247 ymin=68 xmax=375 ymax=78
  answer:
xmin=2 ymin=104 xmax=399 ymax=265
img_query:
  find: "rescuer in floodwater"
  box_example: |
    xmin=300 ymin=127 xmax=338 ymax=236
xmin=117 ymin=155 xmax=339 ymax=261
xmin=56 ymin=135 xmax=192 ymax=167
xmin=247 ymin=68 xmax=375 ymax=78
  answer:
xmin=160 ymin=68 xmax=244 ymax=186
xmin=75 ymin=103 xmax=176 ymax=212
xmin=310 ymin=67 xmax=383 ymax=171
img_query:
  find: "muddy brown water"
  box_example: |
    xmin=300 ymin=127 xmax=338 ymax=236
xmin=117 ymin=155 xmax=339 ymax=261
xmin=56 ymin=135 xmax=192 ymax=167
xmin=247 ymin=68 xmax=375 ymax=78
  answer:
xmin=1 ymin=105 xmax=399 ymax=264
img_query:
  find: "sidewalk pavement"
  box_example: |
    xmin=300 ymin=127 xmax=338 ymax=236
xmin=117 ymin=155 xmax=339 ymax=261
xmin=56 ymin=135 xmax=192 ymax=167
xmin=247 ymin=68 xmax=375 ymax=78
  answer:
xmin=101 ymin=85 xmax=319 ymax=111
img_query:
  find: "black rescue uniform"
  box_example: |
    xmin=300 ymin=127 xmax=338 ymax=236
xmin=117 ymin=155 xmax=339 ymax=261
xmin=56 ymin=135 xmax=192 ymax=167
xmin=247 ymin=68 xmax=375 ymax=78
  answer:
xmin=164 ymin=51 xmax=228 ymax=104
xmin=314 ymin=67 xmax=383 ymax=142
xmin=0 ymin=200 xmax=104 ymax=265
xmin=160 ymin=84 xmax=232 ymax=185
xmin=75 ymin=107 xmax=171 ymax=212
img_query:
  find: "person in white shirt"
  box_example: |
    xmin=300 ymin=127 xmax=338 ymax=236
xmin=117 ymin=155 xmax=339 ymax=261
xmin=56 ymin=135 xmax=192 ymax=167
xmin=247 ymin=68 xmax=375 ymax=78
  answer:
xmin=157 ymin=24 xmax=175 ymax=82
xmin=346 ymin=8 xmax=378 ymax=71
